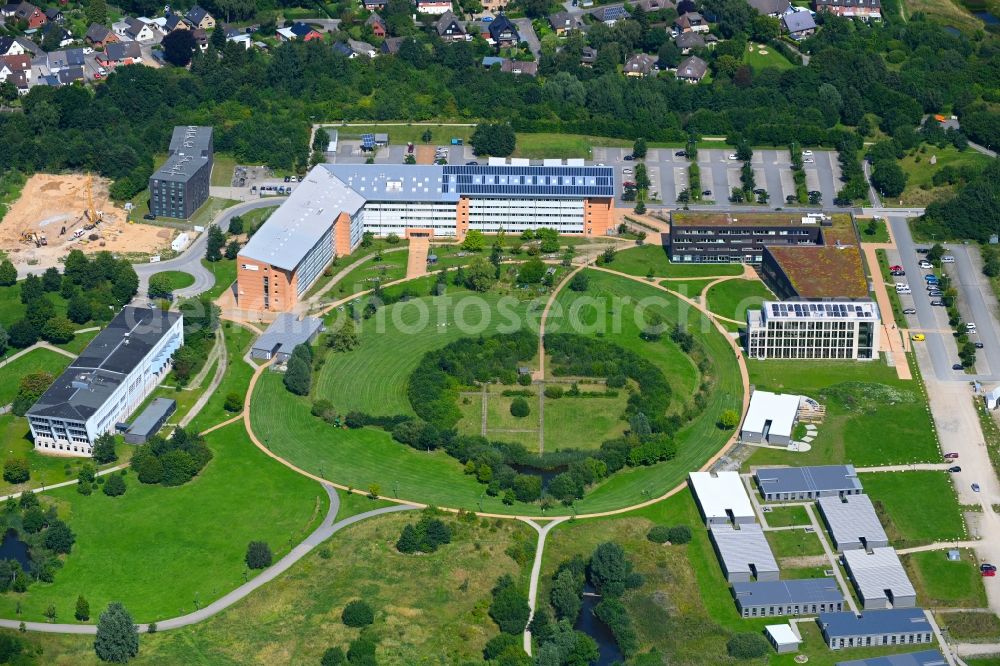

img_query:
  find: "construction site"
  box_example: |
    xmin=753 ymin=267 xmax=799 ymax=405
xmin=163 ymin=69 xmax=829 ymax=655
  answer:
xmin=0 ymin=174 xmax=175 ymax=271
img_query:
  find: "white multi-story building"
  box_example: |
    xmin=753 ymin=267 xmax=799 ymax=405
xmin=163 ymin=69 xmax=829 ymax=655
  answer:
xmin=746 ymin=300 xmax=880 ymax=361
xmin=27 ymin=307 xmax=183 ymax=457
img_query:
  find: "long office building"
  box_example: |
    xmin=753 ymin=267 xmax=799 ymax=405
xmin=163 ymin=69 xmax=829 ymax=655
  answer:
xmin=732 ymin=579 xmax=846 ymax=618
xmin=818 ymin=609 xmax=933 ymax=650
xmin=26 ymin=307 xmax=183 ymax=457
xmin=747 ymin=300 xmax=880 ymax=361
xmin=818 ymin=494 xmax=889 ymax=552
xmin=237 ymin=163 xmax=616 ymax=311
xmin=755 ymin=465 xmax=863 ymax=502
xmin=149 ymin=125 xmax=213 ymax=219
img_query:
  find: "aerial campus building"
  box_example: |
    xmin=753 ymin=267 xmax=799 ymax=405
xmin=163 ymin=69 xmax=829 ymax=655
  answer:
xmin=755 ymin=465 xmax=863 ymax=502
xmin=740 ymin=390 xmax=801 ymax=446
xmin=708 ymin=523 xmax=780 ymax=583
xmin=817 ymin=494 xmax=889 ymax=552
xmin=688 ymin=471 xmax=756 ymax=527
xmin=818 ymin=609 xmax=933 ymax=650
xmin=842 ymin=547 xmax=917 ymax=610
xmin=149 ymin=125 xmax=214 ymax=219
xmin=834 ymin=650 xmax=947 ymax=666
xmin=26 ymin=307 xmax=183 ymax=457
xmin=236 ymin=162 xmax=616 ymax=311
xmin=732 ymin=579 xmax=846 ymax=618
xmin=746 ymin=300 xmax=881 ymax=361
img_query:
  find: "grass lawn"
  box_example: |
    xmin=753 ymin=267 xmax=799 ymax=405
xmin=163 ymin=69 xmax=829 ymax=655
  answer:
xmin=705 ymin=278 xmax=774 ymax=323
xmin=0 ymin=422 xmax=327 ymax=623
xmin=745 ymin=43 xmax=795 ymax=71
xmin=513 ymin=132 xmax=631 ymax=159
xmin=0 ymin=347 xmax=72 ymax=405
xmin=543 ymin=393 xmax=628 ymax=452
xmin=659 ymin=278 xmax=716 ymax=299
xmin=150 ymin=270 xmax=195 ymax=291
xmin=323 ymin=248 xmax=409 ymax=298
xmin=903 ymin=549 xmax=987 ymax=608
xmin=763 ymin=504 xmax=810 ymax=528
xmin=0 ymin=283 xmax=77 ymax=329
xmin=187 ymin=323 xmax=256 ymax=433
xmin=0 ymin=510 xmax=534 ymax=664
xmin=201 ymin=258 xmax=237 ymax=301
xmin=57 ymin=328 xmax=99 ymax=355
xmin=255 ymin=270 xmax=742 ymax=515
xmin=766 ymin=528 xmax=826 ymax=558
xmin=898 ymin=144 xmax=993 ymax=207
xmin=608 ymin=245 xmax=743 ymax=279
xmin=861 ymin=471 xmax=966 ymax=548
xmin=938 ymin=610 xmax=1000 ymax=642
xmin=209 ymin=153 xmax=239 ymax=187
xmin=235 ymin=205 xmax=277 ymax=234
xmin=742 ymin=359 xmax=940 ymax=468
xmin=189 ymin=197 xmax=240 ymax=230
xmin=859 ymin=218 xmax=891 ymax=243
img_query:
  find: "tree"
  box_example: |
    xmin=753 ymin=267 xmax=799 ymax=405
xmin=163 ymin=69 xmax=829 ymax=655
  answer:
xmin=76 ymin=595 xmax=90 ymax=622
xmin=2 ymin=459 xmax=29 ymax=484
xmin=92 ymin=433 xmax=118 ymax=464
xmin=44 ymin=520 xmax=75 ymax=553
xmin=67 ymin=292 xmax=93 ymax=324
xmin=550 ymin=568 xmax=582 ymax=620
xmin=224 ymin=392 xmax=242 ymax=412
xmin=0 ymin=260 xmax=15 ymax=287
xmin=421 ymin=129 xmax=433 ymax=143
xmin=22 ymin=506 xmax=45 ymax=533
xmin=227 ymin=215 xmax=245 ymax=236
xmin=321 ymin=647 xmax=347 ymax=666
xmin=517 ymin=258 xmax=546 ymax=284
xmin=210 ymin=23 xmax=226 ymax=50
xmin=43 ymin=316 xmax=76 ymax=344
xmin=396 ymin=523 xmax=420 ymax=553
xmin=342 ymin=600 xmax=375 ymax=628
xmin=134 ymin=453 xmax=164 ymax=484
xmin=510 ymin=397 xmax=530 ymax=418
xmin=871 ymin=159 xmax=908 ymax=198
xmin=224 ymin=239 xmax=241 ymax=260
xmin=632 ymin=137 xmax=647 ymax=159
xmin=93 ymin=602 xmax=139 ymax=664
xmin=103 ymin=474 xmax=126 ymax=497
xmin=86 ymin=0 xmax=107 ymax=25
xmin=205 ymin=226 xmax=226 ymax=262
xmin=489 ymin=576 xmax=530 ymax=634
xmin=589 ymin=542 xmax=628 ymax=597
xmin=20 ymin=274 xmax=43 ymax=304
xmin=634 ymin=162 xmax=651 ymax=191
xmin=42 ymin=267 xmax=61 ymax=292
xmin=462 ymin=229 xmax=486 ymax=252
xmin=727 ymin=632 xmax=770 ymax=659
xmin=718 ymin=408 xmax=740 ymax=429
xmin=751 ymin=14 xmax=781 ymax=41
xmin=246 ymin=540 xmax=272 ymax=569
xmin=162 ymin=29 xmax=198 ymax=67
xmin=471 ymin=123 xmax=516 ymax=157
xmin=283 ymin=355 xmax=311 ymax=396
xmin=7 ymin=319 xmax=35 ymax=350
xmin=569 ymin=273 xmax=589 ymax=292
xmin=326 ymin=318 xmax=359 ymax=352
xmin=464 ymin=257 xmax=496 ymax=292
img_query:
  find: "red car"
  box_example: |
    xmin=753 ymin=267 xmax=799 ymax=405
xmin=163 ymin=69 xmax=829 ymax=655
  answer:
xmin=944 ymin=453 xmax=960 ymax=460
xmin=94 ymin=72 xmax=102 ymax=80
xmin=983 ymin=570 xmax=996 ymax=577
xmin=890 ymin=265 xmax=903 ymax=271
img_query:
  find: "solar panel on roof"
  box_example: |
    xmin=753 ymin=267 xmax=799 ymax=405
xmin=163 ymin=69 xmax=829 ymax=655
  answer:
xmin=361 ymin=134 xmax=375 ymax=149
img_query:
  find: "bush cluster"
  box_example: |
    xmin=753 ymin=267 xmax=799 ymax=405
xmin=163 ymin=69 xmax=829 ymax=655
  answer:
xmin=0 ymin=490 xmax=77 ymax=591
xmin=132 ymin=427 xmax=213 ymax=487
xmin=646 ymin=524 xmax=693 ymax=544
xmin=395 ymin=512 xmax=452 ymax=554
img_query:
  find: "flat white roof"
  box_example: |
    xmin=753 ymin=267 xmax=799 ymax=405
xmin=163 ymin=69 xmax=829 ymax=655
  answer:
xmin=689 ymin=471 xmax=755 ymax=522
xmin=766 ymin=624 xmax=800 ymax=646
xmin=742 ymin=390 xmax=800 ymax=439
xmin=843 ymin=547 xmax=916 ymax=603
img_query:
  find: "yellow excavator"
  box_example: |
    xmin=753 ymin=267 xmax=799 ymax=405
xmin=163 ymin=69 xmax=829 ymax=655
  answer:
xmin=82 ymin=174 xmax=103 ymax=228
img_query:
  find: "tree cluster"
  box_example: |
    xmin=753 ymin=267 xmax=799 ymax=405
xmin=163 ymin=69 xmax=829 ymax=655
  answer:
xmin=132 ymin=427 xmax=213 ymax=487
xmin=172 ymin=296 xmax=220 ymax=384
xmin=395 ymin=511 xmax=452 ymax=554
xmin=0 ymin=490 xmax=77 ymax=592
xmin=283 ymin=343 xmax=313 ymax=396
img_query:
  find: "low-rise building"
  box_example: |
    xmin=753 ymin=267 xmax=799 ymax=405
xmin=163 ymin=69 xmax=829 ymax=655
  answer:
xmin=251 ymin=314 xmax=324 ymax=362
xmin=0 ymin=36 xmax=26 ymax=56
xmin=688 ymin=471 xmax=756 ymax=526
xmin=124 ymin=397 xmax=176 ymax=444
xmin=834 ymin=650 xmax=947 ymax=666
xmin=500 ymin=59 xmax=537 ymax=76
xmin=47 ymin=48 xmax=85 ymax=72
xmin=675 ymin=11 xmax=709 ymax=32
xmin=676 ymin=55 xmax=708 ymax=82
xmin=85 ymin=23 xmax=119 ymax=48
xmin=733 ymin=579 xmax=846 ymax=618
xmin=278 ymin=22 xmax=323 ymax=42
xmin=487 ymin=14 xmax=519 ymax=47
xmin=436 ymin=12 xmax=468 ymax=41
xmin=755 ymin=465 xmax=862 ymax=502
xmin=783 ymin=10 xmax=818 ymax=39
xmin=97 ymin=41 xmax=143 ymax=68
xmin=709 ymin=523 xmax=780 ymax=583
xmin=3 ymin=1 xmax=45 ymax=29
xmin=624 ymin=53 xmax=658 ymax=77
xmin=366 ymin=12 xmax=386 ymax=37
xmin=590 ymin=4 xmax=630 ymax=25
xmin=27 ymin=307 xmax=183 ymax=456
xmin=813 ymin=0 xmax=881 ymax=19
xmin=123 ymin=16 xmax=156 ymax=42
xmin=746 ymin=300 xmax=880 ymax=361
xmin=548 ymin=11 xmax=581 ymax=34
xmin=766 ymin=624 xmax=802 ymax=654
xmin=415 ymin=0 xmax=452 ymax=13
xmin=748 ymin=0 xmax=790 ymax=15
xmin=185 ymin=4 xmax=216 ymax=30
xmin=842 ymin=547 xmax=917 ymax=610
xmin=817 ymin=494 xmax=889 ymax=552
xmin=818 ymin=609 xmax=933 ymax=650
xmin=741 ymin=390 xmax=800 ymax=446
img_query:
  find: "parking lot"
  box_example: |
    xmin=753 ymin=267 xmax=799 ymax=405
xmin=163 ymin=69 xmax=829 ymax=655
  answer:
xmin=330 ymin=140 xmax=471 ymax=166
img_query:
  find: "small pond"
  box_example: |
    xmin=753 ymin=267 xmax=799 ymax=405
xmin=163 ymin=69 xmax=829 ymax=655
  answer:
xmin=575 ymin=586 xmax=624 ymax=665
xmin=0 ymin=529 xmax=30 ymax=571
xmin=973 ymin=10 xmax=999 ymax=23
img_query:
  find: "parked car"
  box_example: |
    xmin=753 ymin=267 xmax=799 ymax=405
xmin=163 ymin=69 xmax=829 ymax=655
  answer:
xmin=976 ymin=342 xmax=985 ymax=349
xmin=890 ymin=270 xmax=905 ymax=277
xmin=728 ymin=154 xmax=738 ymax=160
xmin=466 ymin=161 xmax=478 ymax=165
xmin=953 ymin=363 xmax=965 ymax=370
xmin=803 ymin=158 xmax=815 ymax=163
xmin=903 ymin=308 xmax=916 ymax=315
xmin=925 ymin=274 xmax=939 ymax=281
xmin=802 ymin=150 xmax=813 ymax=156
xmin=916 ymin=248 xmax=930 ymax=254
xmin=931 ymin=300 xmax=945 ymax=306
xmin=808 ymin=190 xmax=821 ymax=197
xmin=674 ymin=151 xmax=686 ymax=157
xmin=983 ymin=569 xmax=996 ymax=577
xmin=928 ymin=290 xmax=943 ymax=297
xmin=948 ymin=466 xmax=962 ymax=473
xmin=981 ymin=564 xmax=997 ymax=572
xmin=942 ymin=255 xmax=956 ymax=263
xmin=702 ymin=190 xmax=712 ymax=196
xmin=972 ymin=483 xmax=981 ymax=492
xmin=889 ymin=265 xmax=903 ymax=272
xmin=919 ymin=261 xmax=933 ymax=269
xmin=967 ymin=322 xmax=977 ymax=331
xmin=94 ymin=73 xmax=102 ymax=80
xmin=143 ymin=213 xmax=156 ymax=221
xmin=911 ymin=334 xmax=925 ymax=341
xmin=944 ymin=452 xmax=960 ymax=459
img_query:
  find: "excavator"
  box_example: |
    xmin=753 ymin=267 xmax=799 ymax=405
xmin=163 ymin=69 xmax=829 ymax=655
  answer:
xmin=82 ymin=174 xmax=103 ymax=229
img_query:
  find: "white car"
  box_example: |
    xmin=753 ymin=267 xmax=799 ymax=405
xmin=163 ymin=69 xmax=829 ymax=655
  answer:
xmin=83 ymin=47 xmax=94 ymax=55
xmin=802 ymin=150 xmax=813 ymax=156
xmin=728 ymin=154 xmax=738 ymax=160
xmin=919 ymin=261 xmax=933 ymax=269
xmin=967 ymin=322 xmax=977 ymax=331
xmin=803 ymin=158 xmax=815 ymax=164
xmin=623 ymin=168 xmax=633 ymax=175
xmin=942 ymin=255 xmax=956 ymax=263
xmin=97 ymin=66 xmax=107 ymax=75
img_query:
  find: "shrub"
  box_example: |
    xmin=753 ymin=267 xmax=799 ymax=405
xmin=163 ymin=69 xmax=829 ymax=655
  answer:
xmin=569 ymin=272 xmax=589 ymax=291
xmin=646 ymin=525 xmax=672 ymax=543
xmin=718 ymin=408 xmax=740 ymax=429
xmin=667 ymin=525 xmax=693 ymax=544
xmin=102 ymin=474 xmax=126 ymax=497
xmin=510 ymin=397 xmax=530 ymax=418
xmin=224 ymin=392 xmax=243 ymax=412
xmin=341 ymin=600 xmax=375 ymax=628
xmin=727 ymin=632 xmax=770 ymax=659
xmin=543 ymin=385 xmax=563 ymax=399
xmin=321 ymin=646 xmax=346 ymax=665
xmin=2 ymin=459 xmax=29 ymax=484
xmin=246 ymin=540 xmax=273 ymax=569
xmin=483 ymin=632 xmax=521 ymax=660
xmin=489 ymin=575 xmax=530 ymax=634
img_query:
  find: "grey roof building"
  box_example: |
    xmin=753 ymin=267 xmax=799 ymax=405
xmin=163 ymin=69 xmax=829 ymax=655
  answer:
xmin=47 ymin=48 xmax=84 ymax=71
xmin=817 ymin=494 xmax=889 ymax=552
xmin=748 ymin=0 xmax=790 ymax=14
xmin=818 ymin=609 xmax=933 ymax=650
xmin=835 ymin=650 xmax=946 ymax=666
xmin=149 ymin=126 xmax=213 ymax=219
xmin=732 ymin=579 xmax=845 ymax=618
xmin=783 ymin=10 xmax=817 ymax=38
xmin=26 ymin=307 xmax=183 ymax=456
xmin=842 ymin=547 xmax=916 ymax=610
xmin=675 ymin=55 xmax=707 ymax=82
xmin=755 ymin=465 xmax=862 ymax=501
xmin=124 ymin=397 xmax=176 ymax=444
xmin=709 ymin=523 xmax=780 ymax=583
xmin=251 ymin=313 xmax=324 ymax=362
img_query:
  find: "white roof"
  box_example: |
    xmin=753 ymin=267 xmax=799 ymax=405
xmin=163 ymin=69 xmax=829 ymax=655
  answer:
xmin=742 ymin=390 xmax=800 ymax=439
xmin=843 ymin=547 xmax=916 ymax=602
xmin=276 ymin=27 xmax=296 ymax=39
xmin=709 ymin=523 xmax=780 ymax=577
xmin=766 ymin=624 xmax=800 ymax=646
xmin=817 ymin=494 xmax=887 ymax=548
xmin=688 ymin=471 xmax=755 ymax=522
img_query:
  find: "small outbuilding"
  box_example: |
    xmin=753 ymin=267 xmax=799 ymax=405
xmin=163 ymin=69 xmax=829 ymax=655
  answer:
xmin=985 ymin=385 xmax=1000 ymax=410
xmin=251 ymin=313 xmax=324 ymax=362
xmin=741 ymin=390 xmax=800 ymax=446
xmin=765 ymin=624 xmax=801 ymax=654
xmin=124 ymin=398 xmax=176 ymax=444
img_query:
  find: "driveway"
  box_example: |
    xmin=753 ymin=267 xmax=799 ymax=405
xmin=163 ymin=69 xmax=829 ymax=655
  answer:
xmin=512 ymin=18 xmax=541 ymax=58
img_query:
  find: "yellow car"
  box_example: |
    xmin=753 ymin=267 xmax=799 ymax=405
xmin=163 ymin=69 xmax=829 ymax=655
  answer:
xmin=911 ymin=334 xmax=926 ymax=341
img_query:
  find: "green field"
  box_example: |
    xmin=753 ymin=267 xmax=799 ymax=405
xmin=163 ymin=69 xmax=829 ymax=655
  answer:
xmin=659 ymin=278 xmax=716 ymax=299
xmin=743 ymin=359 xmax=940 ymax=468
xmin=187 ymin=323 xmax=256 ymax=433
xmin=201 ymin=258 xmax=237 ymax=301
xmin=899 ymin=143 xmax=993 ymax=207
xmin=705 ymin=278 xmax=774 ymax=323
xmin=0 ymin=423 xmax=326 ymax=623
xmin=150 ymin=270 xmax=195 ymax=291
xmin=253 ymin=270 xmax=742 ymax=515
xmin=189 ymin=198 xmax=240 ymax=230
xmin=904 ymin=549 xmax=988 ymax=608
xmin=608 ymin=245 xmax=744 ymax=279
xmin=209 ymin=153 xmax=239 ymax=187
xmin=512 ymin=132 xmax=631 ymax=159
xmin=0 ymin=347 xmax=72 ymax=405
xmin=861 ymin=471 xmax=966 ymax=548
xmin=763 ymin=504 xmax=810 ymax=528
xmin=326 ymin=248 xmax=409 ymax=297
xmin=938 ymin=610 xmax=1000 ymax=642
xmin=543 ymin=392 xmax=628 ymax=451
xmin=0 ymin=283 xmax=77 ymax=330
xmin=745 ymin=44 xmax=796 ymax=71
xmin=859 ymin=218 xmax=891 ymax=243
xmin=766 ymin=528 xmax=826 ymax=558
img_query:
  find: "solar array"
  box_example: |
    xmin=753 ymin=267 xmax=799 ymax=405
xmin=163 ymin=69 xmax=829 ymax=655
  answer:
xmin=361 ymin=133 xmax=375 ymax=150
xmin=768 ymin=301 xmax=876 ymax=319
xmin=442 ymin=165 xmax=614 ymax=198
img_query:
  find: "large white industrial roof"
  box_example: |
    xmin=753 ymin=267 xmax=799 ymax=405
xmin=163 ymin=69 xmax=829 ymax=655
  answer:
xmin=843 ymin=547 xmax=915 ymax=603
xmin=689 ymin=471 xmax=755 ymax=522
xmin=709 ymin=523 xmax=779 ymax=578
xmin=818 ymin=494 xmax=887 ymax=549
xmin=742 ymin=390 xmax=800 ymax=439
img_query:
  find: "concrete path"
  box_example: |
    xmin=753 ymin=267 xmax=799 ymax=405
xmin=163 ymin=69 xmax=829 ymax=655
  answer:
xmin=956 ymin=643 xmax=1000 ymax=657
xmin=861 ymin=244 xmax=912 ymax=380
xmin=855 ymin=463 xmax=953 ymax=472
xmin=897 ymin=541 xmax=981 ymax=555
xmin=534 ymin=263 xmax=586 ymax=381
xmin=803 ymin=503 xmax=859 ymax=614
xmin=406 ymin=237 xmax=430 ymax=279
xmin=179 ymin=328 xmax=228 ymax=428
xmin=520 ymin=517 xmax=569 ymax=655
xmin=0 ymin=463 xmax=127 ymax=503
xmin=0 ymin=341 xmax=75 ymax=370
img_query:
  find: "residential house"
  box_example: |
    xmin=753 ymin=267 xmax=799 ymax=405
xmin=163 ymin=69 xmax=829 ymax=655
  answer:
xmin=0 ymin=36 xmax=26 ymax=56
xmin=55 ymin=65 xmax=84 ymax=84
xmin=163 ymin=13 xmax=187 ymax=32
xmin=277 ymin=22 xmax=323 ymax=42
xmin=85 ymin=23 xmax=119 ymax=48
xmin=675 ymin=54 xmax=707 ymax=82
xmin=674 ymin=31 xmax=705 ymax=52
xmin=3 ymin=68 xmax=29 ymax=93
xmin=813 ymin=0 xmax=881 ymax=18
xmin=185 ymin=5 xmax=215 ymax=30
xmin=501 ymin=58 xmax=537 ymax=76
xmin=782 ymin=10 xmax=817 ymax=38
xmin=636 ymin=0 xmax=673 ymax=10
xmin=333 ymin=39 xmax=376 ymax=58
xmin=381 ymin=36 xmax=405 ymax=54
xmin=415 ymin=0 xmax=452 ymax=14
xmin=3 ymin=1 xmax=46 ymax=29
xmin=624 ymin=52 xmax=658 ymax=76
xmin=548 ymin=11 xmax=581 ymax=34
xmin=47 ymin=48 xmax=85 ymax=72
xmin=124 ymin=17 xmax=156 ymax=42
xmin=43 ymin=7 xmax=62 ymax=24
xmin=748 ymin=0 xmax=790 ymax=15
xmin=580 ymin=45 xmax=597 ymax=66
xmin=482 ymin=0 xmax=510 ymax=9
xmin=13 ymin=36 xmax=38 ymax=56
xmin=436 ymin=12 xmax=468 ymax=41
xmin=192 ymin=28 xmax=209 ymax=51
xmin=590 ymin=4 xmax=630 ymax=25
xmin=98 ymin=41 xmax=142 ymax=68
xmin=487 ymin=14 xmax=519 ymax=47
xmin=362 ymin=0 xmax=387 ymax=10
xmin=482 ymin=55 xmax=504 ymax=68
xmin=365 ymin=12 xmax=386 ymax=37
xmin=221 ymin=24 xmax=251 ymax=49
xmin=0 ymin=53 xmax=30 ymax=84
xmin=675 ymin=11 xmax=710 ymax=32
xmin=40 ymin=23 xmax=73 ymax=48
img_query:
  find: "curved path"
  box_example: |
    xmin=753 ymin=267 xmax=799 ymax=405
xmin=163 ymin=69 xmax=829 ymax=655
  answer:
xmin=0 ymin=486 xmax=415 ymax=634
xmin=521 ymin=517 xmax=569 ymax=655
xmin=133 ymin=198 xmax=286 ymax=300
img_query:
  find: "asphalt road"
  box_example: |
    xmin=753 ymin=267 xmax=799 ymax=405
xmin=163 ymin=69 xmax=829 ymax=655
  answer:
xmin=133 ymin=197 xmax=286 ymax=302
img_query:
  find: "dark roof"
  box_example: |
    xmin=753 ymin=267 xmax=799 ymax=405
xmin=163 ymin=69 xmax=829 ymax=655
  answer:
xmin=104 ymin=41 xmax=141 ymax=61
xmin=755 ymin=465 xmax=861 ymax=495
xmin=488 ymin=14 xmax=519 ymax=41
xmin=580 ymin=45 xmax=598 ymax=61
xmin=85 ymin=23 xmax=113 ymax=42
xmin=0 ymin=36 xmax=16 ymax=54
xmin=252 ymin=314 xmax=323 ymax=357
xmin=126 ymin=398 xmax=176 ymax=440
xmin=436 ymin=11 xmax=465 ymax=34
xmin=549 ymin=11 xmax=577 ymax=29
xmin=185 ymin=4 xmax=211 ymax=24
xmin=124 ymin=17 xmax=149 ymax=37
xmin=289 ymin=21 xmax=316 ymax=37
xmin=747 ymin=0 xmax=790 ymax=13
xmin=783 ymin=11 xmax=817 ymax=31
xmin=834 ymin=650 xmax=946 ymax=666
xmin=365 ymin=12 xmax=385 ymax=27
xmin=819 ymin=609 xmax=930 ymax=638
xmin=733 ymin=579 xmax=845 ymax=606
xmin=48 ymin=48 xmax=85 ymax=67
xmin=624 ymin=53 xmax=657 ymax=74
xmin=674 ymin=31 xmax=705 ymax=48
xmin=676 ymin=54 xmax=707 ymax=79
xmin=27 ymin=308 xmax=182 ymax=422
xmin=164 ymin=14 xmax=184 ymax=31
xmin=381 ymin=36 xmax=405 ymax=53
xmin=43 ymin=7 xmax=60 ymax=20
xmin=592 ymin=4 xmax=630 ymax=21
xmin=332 ymin=41 xmax=352 ymax=56
xmin=500 ymin=59 xmax=537 ymax=75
